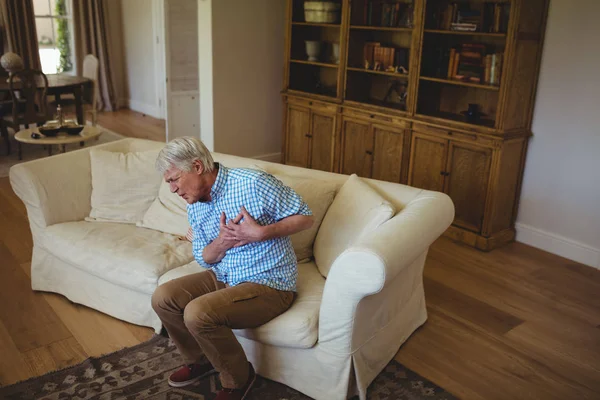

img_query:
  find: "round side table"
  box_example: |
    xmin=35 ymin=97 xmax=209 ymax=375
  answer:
xmin=14 ymin=126 xmax=104 ymax=160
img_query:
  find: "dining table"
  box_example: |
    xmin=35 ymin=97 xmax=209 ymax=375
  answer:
xmin=0 ymin=74 xmax=92 ymax=125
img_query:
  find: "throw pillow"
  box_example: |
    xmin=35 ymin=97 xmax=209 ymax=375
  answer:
xmin=137 ymin=179 xmax=189 ymax=237
xmin=86 ymin=149 xmax=162 ymax=224
xmin=313 ymin=174 xmax=395 ymax=277
xmin=273 ymin=174 xmax=337 ymax=262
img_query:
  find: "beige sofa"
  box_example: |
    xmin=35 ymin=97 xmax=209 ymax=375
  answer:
xmin=10 ymin=138 xmax=454 ymax=400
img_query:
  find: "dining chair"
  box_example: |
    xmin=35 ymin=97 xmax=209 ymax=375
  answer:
xmin=0 ymin=69 xmax=50 ymax=155
xmin=82 ymin=54 xmax=99 ymax=126
xmin=49 ymin=54 xmax=99 ymax=126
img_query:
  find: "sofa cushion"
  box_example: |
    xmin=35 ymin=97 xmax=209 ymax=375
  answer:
xmin=314 ymin=174 xmax=395 ymax=277
xmin=43 ymin=221 xmax=194 ymax=295
xmin=87 ymin=149 xmax=162 ymax=224
xmin=274 ymin=174 xmax=337 ymax=262
xmin=137 ymin=180 xmax=189 ymax=237
xmin=159 ymin=260 xmax=325 ymax=349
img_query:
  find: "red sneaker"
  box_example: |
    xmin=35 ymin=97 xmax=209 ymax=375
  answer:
xmin=214 ymin=363 xmax=256 ymax=400
xmin=168 ymin=363 xmax=215 ymax=387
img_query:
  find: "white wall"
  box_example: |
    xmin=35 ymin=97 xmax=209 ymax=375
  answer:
xmin=209 ymin=0 xmax=286 ymax=161
xmin=516 ymin=0 xmax=600 ymax=269
xmin=121 ymin=0 xmax=162 ymax=118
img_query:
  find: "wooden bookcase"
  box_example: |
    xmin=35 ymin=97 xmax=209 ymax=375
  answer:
xmin=281 ymin=0 xmax=549 ymax=251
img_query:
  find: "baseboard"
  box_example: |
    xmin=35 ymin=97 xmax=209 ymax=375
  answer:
xmin=515 ymin=223 xmax=600 ymax=269
xmin=253 ymin=152 xmax=282 ymax=163
xmin=125 ymin=99 xmax=162 ymax=119
xmin=117 ymin=97 xmax=129 ymax=109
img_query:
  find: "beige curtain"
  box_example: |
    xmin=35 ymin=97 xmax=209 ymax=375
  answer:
xmin=0 ymin=0 xmax=42 ymax=70
xmin=72 ymin=0 xmax=119 ymax=111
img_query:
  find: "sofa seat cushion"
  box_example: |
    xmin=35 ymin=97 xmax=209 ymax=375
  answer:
xmin=43 ymin=221 xmax=194 ymax=295
xmin=159 ymin=260 xmax=325 ymax=349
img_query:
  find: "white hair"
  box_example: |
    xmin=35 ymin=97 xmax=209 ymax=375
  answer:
xmin=155 ymin=136 xmax=215 ymax=175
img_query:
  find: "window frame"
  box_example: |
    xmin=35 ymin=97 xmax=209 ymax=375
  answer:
xmin=34 ymin=0 xmax=76 ymax=75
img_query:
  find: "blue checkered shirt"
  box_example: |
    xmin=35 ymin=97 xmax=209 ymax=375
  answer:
xmin=187 ymin=164 xmax=311 ymax=291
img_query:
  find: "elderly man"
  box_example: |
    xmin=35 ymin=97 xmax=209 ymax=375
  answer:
xmin=151 ymin=137 xmax=313 ymax=400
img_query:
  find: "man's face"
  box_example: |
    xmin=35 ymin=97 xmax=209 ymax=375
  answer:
xmin=164 ymin=161 xmax=211 ymax=204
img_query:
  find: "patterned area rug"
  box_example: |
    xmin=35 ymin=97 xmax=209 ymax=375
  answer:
xmin=0 ymin=125 xmax=125 ymax=178
xmin=0 ymin=335 xmax=456 ymax=400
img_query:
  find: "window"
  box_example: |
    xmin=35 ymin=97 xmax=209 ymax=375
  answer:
xmin=34 ymin=0 xmax=74 ymax=74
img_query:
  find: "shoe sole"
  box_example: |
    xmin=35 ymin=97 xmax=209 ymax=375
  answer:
xmin=168 ymin=369 xmax=216 ymax=388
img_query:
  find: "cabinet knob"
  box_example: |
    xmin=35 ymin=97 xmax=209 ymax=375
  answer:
xmin=366 ymin=150 xmax=373 ymax=155
xmin=370 ymin=114 xmax=375 ymax=118
xmin=305 ymin=133 xmax=313 ymax=138
xmin=440 ymin=171 xmax=450 ymax=176
xmin=309 ymin=101 xmax=313 ymax=105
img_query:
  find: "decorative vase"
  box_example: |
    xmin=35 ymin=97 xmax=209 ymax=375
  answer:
xmin=305 ymin=40 xmax=321 ymax=62
xmin=464 ymin=103 xmax=482 ymax=122
xmin=332 ymin=43 xmax=340 ymax=64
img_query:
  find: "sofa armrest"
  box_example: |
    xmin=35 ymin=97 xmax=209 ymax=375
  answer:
xmin=9 ymin=148 xmax=97 ymax=237
xmin=317 ymin=191 xmax=454 ymax=354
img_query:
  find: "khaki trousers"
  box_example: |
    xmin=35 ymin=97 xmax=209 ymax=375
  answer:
xmin=151 ymin=270 xmax=295 ymax=388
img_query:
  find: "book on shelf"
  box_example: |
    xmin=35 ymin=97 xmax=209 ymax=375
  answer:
xmin=363 ymin=0 xmax=413 ymax=28
xmin=491 ymin=3 xmax=511 ymax=33
xmin=451 ymin=23 xmax=478 ymax=32
xmin=364 ymin=41 xmax=381 ymax=66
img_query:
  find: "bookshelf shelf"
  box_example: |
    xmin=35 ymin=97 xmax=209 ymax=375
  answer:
xmin=424 ymin=29 xmax=506 ymax=38
xmin=347 ymin=67 xmax=409 ymax=78
xmin=350 ymin=25 xmax=413 ymax=32
xmin=290 ymin=59 xmax=339 ymax=69
xmin=420 ymin=76 xmax=500 ymax=91
xmin=292 ymin=22 xmax=341 ymax=28
xmin=416 ymin=111 xmax=495 ymax=129
xmin=286 ymin=89 xmax=339 ymax=102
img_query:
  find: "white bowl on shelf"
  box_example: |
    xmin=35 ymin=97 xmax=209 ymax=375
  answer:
xmin=304 ymin=1 xmax=341 ymax=23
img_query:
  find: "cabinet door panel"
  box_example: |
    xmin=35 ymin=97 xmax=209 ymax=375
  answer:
xmin=445 ymin=142 xmax=492 ymax=233
xmin=341 ymin=118 xmax=374 ymax=178
xmin=408 ymin=132 xmax=447 ymax=192
xmin=372 ymin=125 xmax=405 ymax=183
xmin=310 ymin=111 xmax=336 ymax=172
xmin=285 ymin=106 xmax=310 ymax=168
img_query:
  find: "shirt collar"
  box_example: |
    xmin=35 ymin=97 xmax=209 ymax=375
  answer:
xmin=210 ymin=163 xmax=228 ymax=200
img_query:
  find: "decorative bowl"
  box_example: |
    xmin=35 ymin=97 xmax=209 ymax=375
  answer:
xmin=64 ymin=125 xmax=85 ymax=135
xmin=39 ymin=126 xmax=60 ymax=137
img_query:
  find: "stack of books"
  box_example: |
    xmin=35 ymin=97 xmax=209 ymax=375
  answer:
xmin=451 ymin=9 xmax=481 ymax=31
xmin=363 ymin=42 xmax=409 ymax=73
xmin=446 ymin=44 xmax=503 ymax=85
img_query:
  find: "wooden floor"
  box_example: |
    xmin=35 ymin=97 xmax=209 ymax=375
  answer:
xmin=0 ymin=110 xmax=598 ymax=399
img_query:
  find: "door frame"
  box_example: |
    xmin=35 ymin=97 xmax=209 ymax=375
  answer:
xmin=152 ymin=0 xmax=167 ymax=123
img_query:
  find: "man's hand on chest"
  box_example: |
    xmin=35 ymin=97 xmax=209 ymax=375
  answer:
xmin=224 ymin=206 xmax=266 ymax=247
